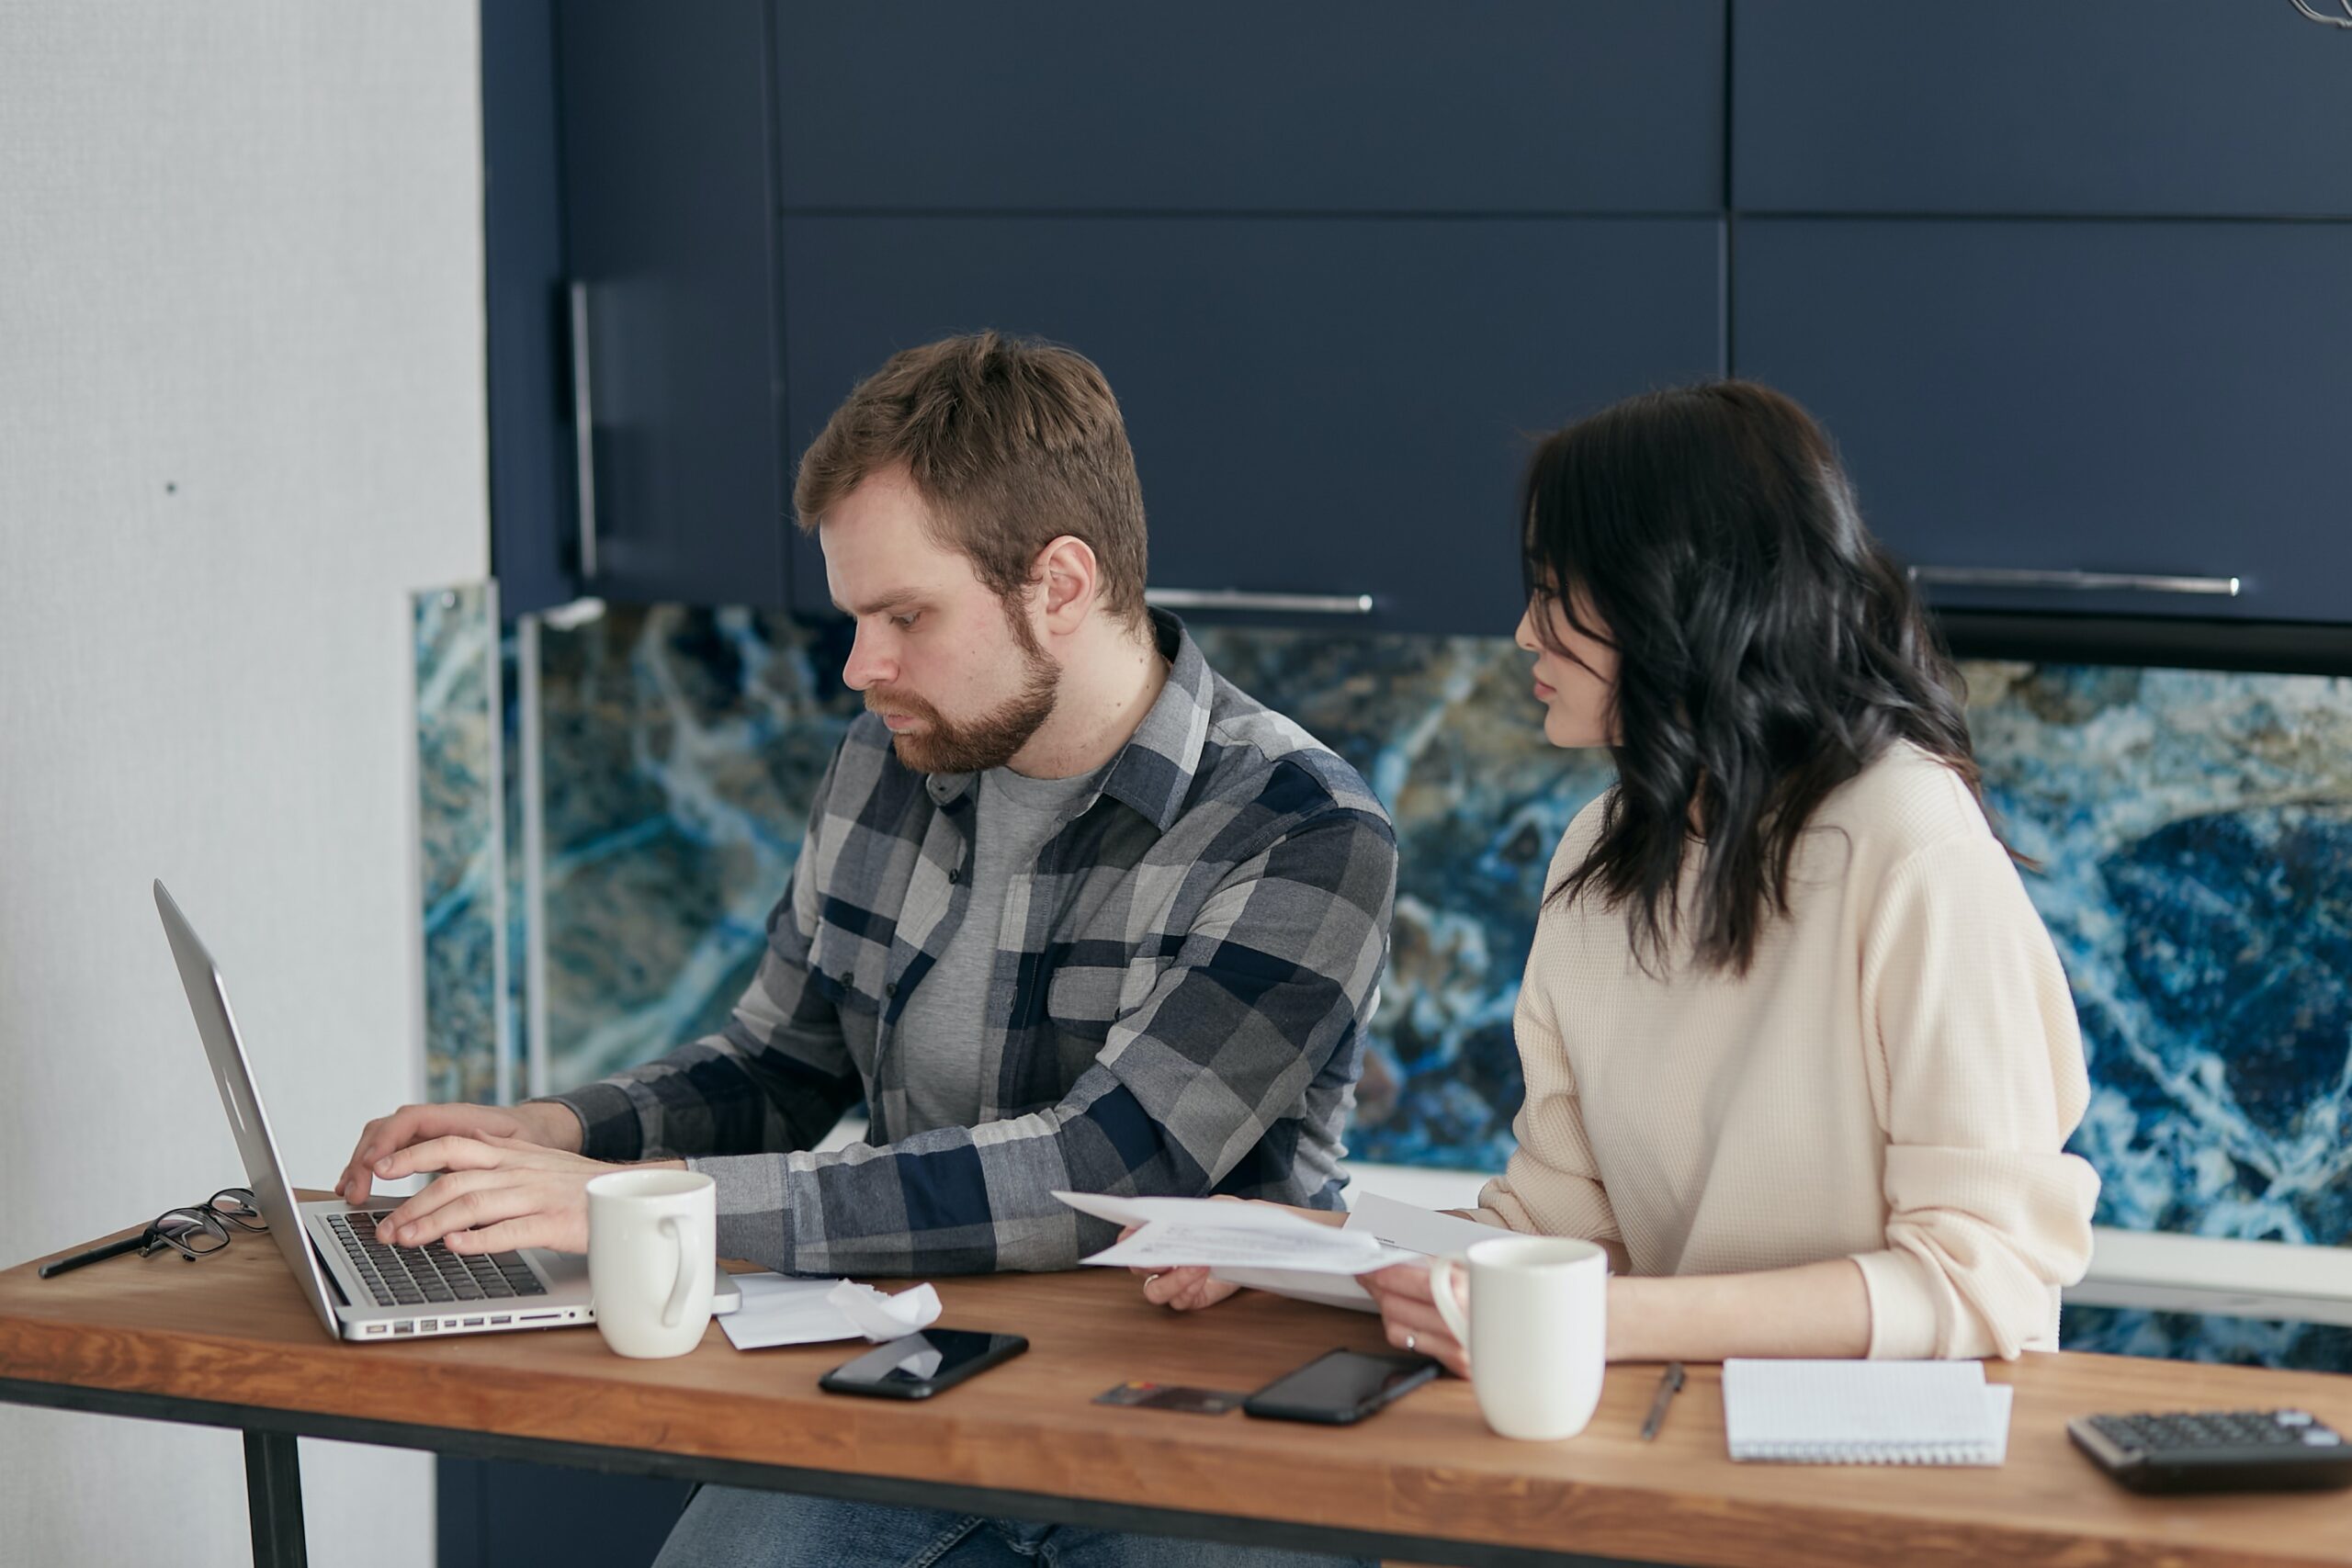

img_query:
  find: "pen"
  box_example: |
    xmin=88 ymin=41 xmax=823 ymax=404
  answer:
xmin=1639 ymin=1360 xmax=1686 ymax=1441
xmin=37 ymin=1233 xmax=147 ymax=1280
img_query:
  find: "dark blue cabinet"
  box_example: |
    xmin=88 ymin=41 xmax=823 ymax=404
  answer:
xmin=784 ymin=216 xmax=1725 ymax=635
xmin=490 ymin=0 xmax=2352 ymax=645
xmin=776 ymin=1 xmax=1724 ymax=214
xmin=1734 ymin=218 xmax=2352 ymax=624
xmin=1734 ymin=1 xmax=2352 ymax=217
xmin=481 ymin=0 xmax=575 ymax=617
xmin=555 ymin=0 xmax=791 ymax=608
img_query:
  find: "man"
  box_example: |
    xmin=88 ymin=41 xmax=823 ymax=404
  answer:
xmin=337 ymin=333 xmax=1394 ymax=1565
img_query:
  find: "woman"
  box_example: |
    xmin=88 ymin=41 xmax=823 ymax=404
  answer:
xmin=1147 ymin=379 xmax=2099 ymax=1372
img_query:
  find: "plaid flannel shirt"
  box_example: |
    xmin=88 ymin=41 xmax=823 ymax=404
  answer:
xmin=545 ymin=613 xmax=1396 ymax=1275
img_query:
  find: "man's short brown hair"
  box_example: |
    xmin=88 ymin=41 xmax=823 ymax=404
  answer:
xmin=794 ymin=333 xmax=1149 ymax=625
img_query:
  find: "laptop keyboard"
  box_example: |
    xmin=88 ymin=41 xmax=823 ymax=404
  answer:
xmin=324 ymin=1212 xmax=548 ymax=1308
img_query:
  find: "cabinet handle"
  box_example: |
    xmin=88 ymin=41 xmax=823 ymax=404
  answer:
xmin=1906 ymin=567 xmax=2242 ymax=598
xmin=1144 ymin=588 xmax=1377 ymax=615
xmin=567 ymin=281 xmax=599 ymax=582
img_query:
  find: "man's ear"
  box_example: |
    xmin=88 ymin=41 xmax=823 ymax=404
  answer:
xmin=1032 ymin=536 xmax=1100 ymax=634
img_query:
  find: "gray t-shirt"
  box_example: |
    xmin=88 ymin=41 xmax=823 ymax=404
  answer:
xmin=893 ymin=762 xmax=1102 ymax=1136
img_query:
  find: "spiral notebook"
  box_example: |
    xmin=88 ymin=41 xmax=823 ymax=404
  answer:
xmin=1722 ymin=1359 xmax=2014 ymax=1465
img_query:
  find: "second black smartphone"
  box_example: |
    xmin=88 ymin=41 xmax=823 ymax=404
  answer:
xmin=1241 ymin=1348 xmax=1440 ymax=1425
xmin=819 ymin=1329 xmax=1029 ymax=1400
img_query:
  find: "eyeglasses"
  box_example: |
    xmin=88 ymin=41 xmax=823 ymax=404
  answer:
xmin=139 ymin=1188 xmax=268 ymax=1259
xmin=38 ymin=1188 xmax=269 ymax=1278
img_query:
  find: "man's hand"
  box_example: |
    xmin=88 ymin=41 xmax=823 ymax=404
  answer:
xmin=367 ymin=1134 xmax=678 ymax=1256
xmin=339 ymin=1100 xmax=582 ymax=1207
xmin=1358 ymin=1259 xmax=1471 ymax=1379
xmin=1136 ymin=1259 xmax=1243 ymax=1312
xmin=1132 ymin=1198 xmax=1347 ymax=1313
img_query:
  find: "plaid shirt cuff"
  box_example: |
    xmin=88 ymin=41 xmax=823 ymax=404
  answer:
xmin=538 ymin=1083 xmax=646 ymax=1162
xmin=684 ymin=1153 xmax=801 ymax=1270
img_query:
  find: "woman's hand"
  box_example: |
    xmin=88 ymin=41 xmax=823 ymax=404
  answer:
xmin=1129 ymin=1199 xmax=1348 ymax=1312
xmin=1359 ymin=1259 xmax=1471 ymax=1378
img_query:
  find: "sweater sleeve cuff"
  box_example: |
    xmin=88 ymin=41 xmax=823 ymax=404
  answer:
xmin=1852 ymin=1247 xmax=1942 ymax=1359
xmin=535 ymin=1084 xmax=641 ymax=1162
xmin=688 ymin=1154 xmax=798 ymax=1271
xmin=1473 ymin=1175 xmax=1537 ymax=1235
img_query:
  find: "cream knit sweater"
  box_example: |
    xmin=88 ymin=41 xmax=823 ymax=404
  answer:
xmin=1476 ymin=742 xmax=2101 ymax=1359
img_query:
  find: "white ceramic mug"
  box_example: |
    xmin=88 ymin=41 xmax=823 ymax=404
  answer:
xmin=1429 ymin=1235 xmax=1609 ymax=1440
xmin=586 ymin=1168 xmax=716 ymax=1359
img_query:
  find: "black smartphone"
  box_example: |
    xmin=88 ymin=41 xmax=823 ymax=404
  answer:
xmin=1241 ymin=1348 xmax=1440 ymax=1426
xmin=818 ymin=1329 xmax=1029 ymax=1400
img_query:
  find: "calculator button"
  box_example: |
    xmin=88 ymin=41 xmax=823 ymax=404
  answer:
xmin=2302 ymin=1430 xmax=2342 ymax=1447
xmin=2089 ymin=1416 xmax=2146 ymax=1450
xmin=2278 ymin=1410 xmax=2313 ymax=1427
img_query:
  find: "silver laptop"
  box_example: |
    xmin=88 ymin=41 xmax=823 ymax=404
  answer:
xmin=155 ymin=879 xmax=740 ymax=1341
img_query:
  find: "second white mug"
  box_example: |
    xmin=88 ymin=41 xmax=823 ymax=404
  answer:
xmin=1430 ymin=1235 xmax=1609 ymax=1440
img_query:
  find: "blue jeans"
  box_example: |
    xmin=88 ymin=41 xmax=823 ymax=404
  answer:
xmin=652 ymin=1488 xmax=1375 ymax=1568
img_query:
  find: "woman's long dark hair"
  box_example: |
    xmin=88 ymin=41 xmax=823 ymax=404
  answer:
xmin=1523 ymin=379 xmax=2000 ymax=976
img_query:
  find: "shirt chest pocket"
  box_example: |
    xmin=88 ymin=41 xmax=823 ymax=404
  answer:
xmin=1041 ymin=961 xmax=1140 ymax=1084
xmin=1044 ymin=956 xmax=1167 ymax=1046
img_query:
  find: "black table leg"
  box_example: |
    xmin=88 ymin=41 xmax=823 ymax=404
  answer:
xmin=243 ymin=1429 xmax=309 ymax=1568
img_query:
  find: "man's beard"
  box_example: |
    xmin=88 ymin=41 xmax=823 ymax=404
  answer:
xmin=867 ymin=628 xmax=1059 ymax=776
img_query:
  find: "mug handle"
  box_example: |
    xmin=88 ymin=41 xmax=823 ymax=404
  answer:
xmin=658 ymin=1214 xmax=698 ymax=1330
xmin=1427 ymin=1256 xmax=1472 ymax=1349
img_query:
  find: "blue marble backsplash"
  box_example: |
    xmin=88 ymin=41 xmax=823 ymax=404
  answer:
xmin=416 ymin=601 xmax=2351 ymax=1371
xmin=412 ymin=583 xmax=505 ymax=1106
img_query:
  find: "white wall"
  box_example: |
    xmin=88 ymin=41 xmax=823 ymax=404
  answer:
xmin=0 ymin=4 xmax=486 ymax=1564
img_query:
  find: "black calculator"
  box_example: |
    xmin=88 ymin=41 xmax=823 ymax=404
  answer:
xmin=2068 ymin=1408 xmax=2352 ymax=1494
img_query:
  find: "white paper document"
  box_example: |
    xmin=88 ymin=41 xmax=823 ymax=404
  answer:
xmin=1054 ymin=1191 xmax=1365 ymax=1236
xmin=1055 ymin=1190 xmax=1419 ymax=1274
xmin=1343 ymin=1191 xmax=1511 ymax=1258
xmin=718 ymin=1273 xmax=944 ymax=1351
xmin=1052 ymin=1190 xmax=1505 ymax=1304
xmin=1082 ymin=1220 xmax=1416 ymax=1274
xmin=1217 ymin=1192 xmax=1510 ymax=1312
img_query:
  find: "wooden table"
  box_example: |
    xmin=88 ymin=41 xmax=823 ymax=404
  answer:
xmin=5 ymin=1212 xmax=2350 ymax=1568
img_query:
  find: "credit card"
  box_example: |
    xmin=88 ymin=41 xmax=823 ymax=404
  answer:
xmin=1092 ymin=1381 xmax=1243 ymax=1415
